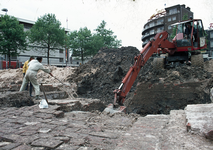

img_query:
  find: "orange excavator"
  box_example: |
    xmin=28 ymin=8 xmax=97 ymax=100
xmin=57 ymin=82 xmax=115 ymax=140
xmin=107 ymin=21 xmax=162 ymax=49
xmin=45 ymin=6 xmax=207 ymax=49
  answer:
xmin=104 ymin=19 xmax=207 ymax=113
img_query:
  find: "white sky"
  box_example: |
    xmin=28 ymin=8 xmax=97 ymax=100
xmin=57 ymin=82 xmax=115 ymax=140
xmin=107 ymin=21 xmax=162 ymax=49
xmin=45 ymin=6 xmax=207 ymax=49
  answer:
xmin=0 ymin=0 xmax=212 ymax=50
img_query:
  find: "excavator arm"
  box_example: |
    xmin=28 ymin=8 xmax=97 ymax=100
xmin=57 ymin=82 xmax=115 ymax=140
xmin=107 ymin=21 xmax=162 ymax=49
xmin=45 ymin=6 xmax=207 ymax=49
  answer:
xmin=113 ymin=31 xmax=176 ymax=107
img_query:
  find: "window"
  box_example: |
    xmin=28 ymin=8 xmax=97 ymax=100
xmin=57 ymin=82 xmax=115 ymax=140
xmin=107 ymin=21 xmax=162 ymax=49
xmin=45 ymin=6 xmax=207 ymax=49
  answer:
xmin=210 ymin=32 xmax=213 ymax=38
xmin=210 ymin=41 xmax=213 ymax=47
xmin=177 ymin=25 xmax=183 ymax=34
xmin=24 ymin=24 xmax=32 ymax=29
xmin=150 ymin=29 xmax=154 ymax=34
xmin=169 ymin=8 xmax=177 ymax=15
xmin=150 ymin=37 xmax=154 ymax=40
xmin=157 ymin=27 xmax=164 ymax=33
xmin=168 ymin=26 xmax=172 ymax=30
xmin=172 ymin=16 xmax=176 ymax=21
xmin=149 ymin=22 xmax=154 ymax=27
xmin=59 ymin=58 xmax=64 ymax=62
xmin=145 ymin=25 xmax=149 ymax=29
xmin=168 ymin=17 xmax=171 ymax=22
xmin=157 ymin=19 xmax=164 ymax=25
xmin=59 ymin=50 xmax=63 ymax=53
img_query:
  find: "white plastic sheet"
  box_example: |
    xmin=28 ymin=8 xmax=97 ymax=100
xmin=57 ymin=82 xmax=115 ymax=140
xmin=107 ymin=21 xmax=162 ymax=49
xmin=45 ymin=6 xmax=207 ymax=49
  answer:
xmin=39 ymin=99 xmax=48 ymax=108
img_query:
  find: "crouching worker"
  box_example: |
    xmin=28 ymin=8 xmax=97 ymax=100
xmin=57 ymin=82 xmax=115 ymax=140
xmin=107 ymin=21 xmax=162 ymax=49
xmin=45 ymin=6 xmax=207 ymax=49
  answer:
xmin=19 ymin=57 xmax=53 ymax=100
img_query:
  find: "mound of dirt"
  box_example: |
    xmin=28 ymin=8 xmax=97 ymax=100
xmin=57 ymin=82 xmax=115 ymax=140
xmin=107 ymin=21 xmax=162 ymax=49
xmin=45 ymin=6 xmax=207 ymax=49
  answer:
xmin=137 ymin=58 xmax=212 ymax=84
xmin=67 ymin=46 xmax=140 ymax=105
xmin=125 ymin=58 xmax=213 ymax=115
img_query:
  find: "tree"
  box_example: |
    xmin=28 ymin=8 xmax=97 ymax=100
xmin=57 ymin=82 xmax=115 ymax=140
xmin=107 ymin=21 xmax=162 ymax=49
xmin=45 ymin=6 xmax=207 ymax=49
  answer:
xmin=28 ymin=13 xmax=66 ymax=65
xmin=95 ymin=20 xmax=121 ymax=48
xmin=182 ymin=13 xmax=188 ymax=21
xmin=68 ymin=20 xmax=122 ymax=64
xmin=170 ymin=25 xmax=177 ymax=40
xmin=68 ymin=27 xmax=92 ymax=64
xmin=0 ymin=15 xmax=27 ymax=68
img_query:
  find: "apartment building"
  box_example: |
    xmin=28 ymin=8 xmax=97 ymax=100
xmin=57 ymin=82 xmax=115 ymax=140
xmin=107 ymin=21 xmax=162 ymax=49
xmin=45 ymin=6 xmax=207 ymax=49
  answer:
xmin=141 ymin=4 xmax=193 ymax=47
xmin=206 ymin=25 xmax=213 ymax=58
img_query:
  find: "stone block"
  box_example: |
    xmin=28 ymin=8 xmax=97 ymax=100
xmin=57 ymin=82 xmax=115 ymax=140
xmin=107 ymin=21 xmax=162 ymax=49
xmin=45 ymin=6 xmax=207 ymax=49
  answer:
xmin=0 ymin=142 xmax=21 ymax=150
xmin=12 ymin=144 xmax=32 ymax=150
xmin=0 ymin=142 xmax=11 ymax=147
xmin=31 ymin=138 xmax=63 ymax=149
xmin=1 ymin=134 xmax=21 ymax=142
xmin=52 ymin=136 xmax=70 ymax=143
xmin=89 ymin=131 xmax=119 ymax=139
xmin=53 ymin=111 xmax=64 ymax=118
xmin=15 ymin=135 xmax=39 ymax=144
xmin=185 ymin=103 xmax=213 ymax=138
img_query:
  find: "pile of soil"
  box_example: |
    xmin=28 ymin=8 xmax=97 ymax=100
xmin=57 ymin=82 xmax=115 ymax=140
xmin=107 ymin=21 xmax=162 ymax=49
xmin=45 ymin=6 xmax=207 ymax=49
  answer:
xmin=68 ymin=46 xmax=213 ymax=115
xmin=137 ymin=57 xmax=212 ymax=84
xmin=67 ymin=46 xmax=140 ymax=105
xmin=127 ymin=58 xmax=213 ymax=115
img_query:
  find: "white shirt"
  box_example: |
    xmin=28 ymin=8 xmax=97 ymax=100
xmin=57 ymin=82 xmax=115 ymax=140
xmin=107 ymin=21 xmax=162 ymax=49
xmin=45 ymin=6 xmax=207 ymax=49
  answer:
xmin=27 ymin=59 xmax=50 ymax=73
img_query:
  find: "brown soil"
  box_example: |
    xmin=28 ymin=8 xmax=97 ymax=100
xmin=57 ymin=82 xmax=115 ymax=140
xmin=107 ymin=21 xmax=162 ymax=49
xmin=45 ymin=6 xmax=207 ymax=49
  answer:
xmin=67 ymin=46 xmax=140 ymax=105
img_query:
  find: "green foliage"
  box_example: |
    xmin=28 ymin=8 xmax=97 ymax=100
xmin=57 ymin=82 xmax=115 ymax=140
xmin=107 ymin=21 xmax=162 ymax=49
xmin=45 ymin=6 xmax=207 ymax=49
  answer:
xmin=0 ymin=15 xmax=27 ymax=67
xmin=68 ymin=20 xmax=122 ymax=64
xmin=68 ymin=27 xmax=92 ymax=64
xmin=28 ymin=13 xmax=66 ymax=64
xmin=95 ymin=20 xmax=121 ymax=48
xmin=170 ymin=14 xmax=188 ymax=40
xmin=170 ymin=25 xmax=177 ymax=40
xmin=182 ymin=13 xmax=188 ymax=21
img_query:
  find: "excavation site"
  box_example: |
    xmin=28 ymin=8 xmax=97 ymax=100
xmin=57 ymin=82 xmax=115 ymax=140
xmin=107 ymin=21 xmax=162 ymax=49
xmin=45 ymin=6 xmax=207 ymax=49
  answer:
xmin=1 ymin=46 xmax=213 ymax=149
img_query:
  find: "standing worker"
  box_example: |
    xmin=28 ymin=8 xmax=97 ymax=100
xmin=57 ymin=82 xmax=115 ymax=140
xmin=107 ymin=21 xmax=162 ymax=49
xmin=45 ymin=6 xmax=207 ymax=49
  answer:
xmin=20 ymin=57 xmax=53 ymax=100
xmin=22 ymin=56 xmax=34 ymax=97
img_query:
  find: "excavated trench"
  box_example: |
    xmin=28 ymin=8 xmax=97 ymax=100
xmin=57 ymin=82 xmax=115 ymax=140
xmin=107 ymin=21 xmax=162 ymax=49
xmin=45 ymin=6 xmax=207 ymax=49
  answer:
xmin=0 ymin=84 xmax=106 ymax=113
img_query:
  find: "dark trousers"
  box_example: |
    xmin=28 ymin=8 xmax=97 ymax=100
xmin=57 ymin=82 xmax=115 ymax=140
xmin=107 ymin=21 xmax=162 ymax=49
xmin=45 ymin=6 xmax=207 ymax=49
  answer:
xmin=23 ymin=73 xmax=33 ymax=96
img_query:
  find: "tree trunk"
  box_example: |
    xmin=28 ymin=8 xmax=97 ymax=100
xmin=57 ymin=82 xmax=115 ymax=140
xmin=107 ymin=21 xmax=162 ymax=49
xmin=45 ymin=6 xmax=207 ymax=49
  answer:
xmin=47 ymin=44 xmax=50 ymax=65
xmin=8 ymin=51 xmax=11 ymax=69
xmin=81 ymin=48 xmax=84 ymax=64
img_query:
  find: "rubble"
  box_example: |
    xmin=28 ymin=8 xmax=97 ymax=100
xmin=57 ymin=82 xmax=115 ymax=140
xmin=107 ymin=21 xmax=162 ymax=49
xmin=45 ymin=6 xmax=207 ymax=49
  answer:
xmin=0 ymin=91 xmax=34 ymax=108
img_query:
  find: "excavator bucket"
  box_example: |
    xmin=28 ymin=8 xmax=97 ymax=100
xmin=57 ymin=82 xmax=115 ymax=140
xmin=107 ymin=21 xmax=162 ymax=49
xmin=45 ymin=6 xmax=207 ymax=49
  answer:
xmin=103 ymin=103 xmax=127 ymax=114
xmin=103 ymin=89 xmax=127 ymax=114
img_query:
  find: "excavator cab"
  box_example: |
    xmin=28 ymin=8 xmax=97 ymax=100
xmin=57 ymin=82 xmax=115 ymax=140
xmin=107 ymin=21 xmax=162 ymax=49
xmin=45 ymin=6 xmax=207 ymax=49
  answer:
xmin=172 ymin=19 xmax=206 ymax=50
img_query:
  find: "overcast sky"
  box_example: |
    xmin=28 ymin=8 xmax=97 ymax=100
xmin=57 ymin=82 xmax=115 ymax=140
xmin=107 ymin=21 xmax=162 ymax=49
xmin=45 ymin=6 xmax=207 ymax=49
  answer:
xmin=0 ymin=0 xmax=212 ymax=50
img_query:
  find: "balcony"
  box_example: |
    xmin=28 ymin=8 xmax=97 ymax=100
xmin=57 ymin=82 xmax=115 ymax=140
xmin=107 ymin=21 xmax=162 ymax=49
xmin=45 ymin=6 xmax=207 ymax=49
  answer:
xmin=141 ymin=34 xmax=150 ymax=40
xmin=142 ymin=41 xmax=148 ymax=47
xmin=142 ymin=21 xmax=164 ymax=34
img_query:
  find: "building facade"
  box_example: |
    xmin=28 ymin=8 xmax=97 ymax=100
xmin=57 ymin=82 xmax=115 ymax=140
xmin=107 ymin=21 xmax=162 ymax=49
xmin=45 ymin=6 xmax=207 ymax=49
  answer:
xmin=1 ymin=16 xmax=73 ymax=67
xmin=206 ymin=28 xmax=213 ymax=58
xmin=141 ymin=4 xmax=193 ymax=47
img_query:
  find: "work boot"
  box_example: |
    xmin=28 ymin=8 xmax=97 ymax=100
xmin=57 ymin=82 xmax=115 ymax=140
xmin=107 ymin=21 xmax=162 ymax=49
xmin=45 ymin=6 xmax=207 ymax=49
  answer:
xmin=35 ymin=95 xmax=42 ymax=100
